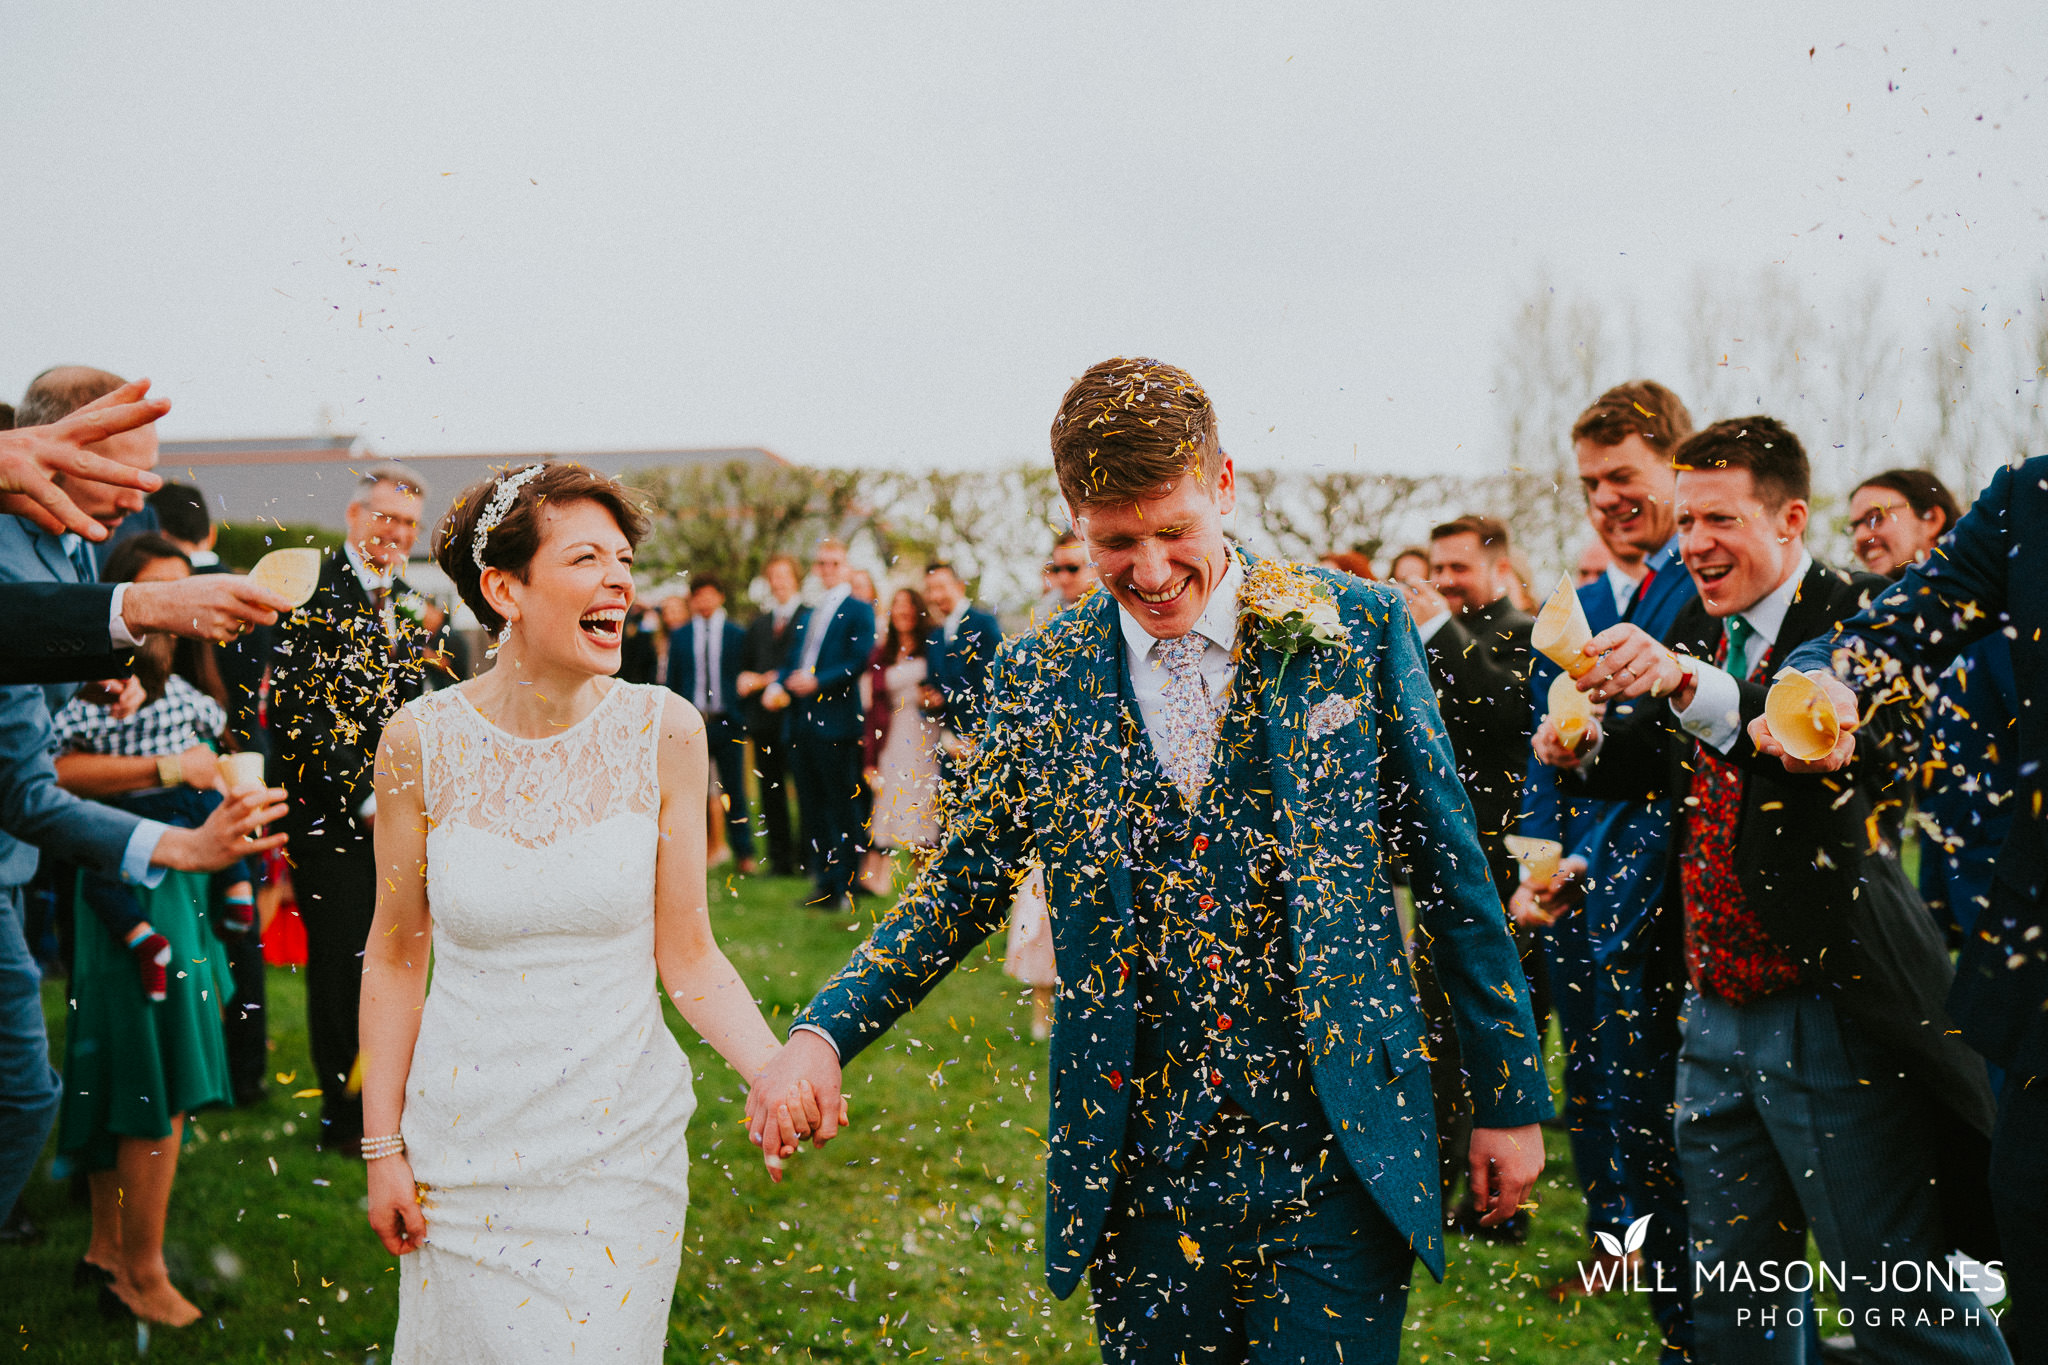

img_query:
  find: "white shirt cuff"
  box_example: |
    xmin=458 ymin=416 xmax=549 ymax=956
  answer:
xmin=1673 ymin=662 xmax=1743 ymax=753
xmin=108 ymin=583 xmax=142 ymax=648
xmin=1414 ymin=611 xmax=1451 ymax=645
xmin=358 ymin=793 xmax=378 ymax=821
xmin=121 ymin=819 xmax=171 ymax=888
xmin=790 ymin=1023 xmax=840 ymax=1057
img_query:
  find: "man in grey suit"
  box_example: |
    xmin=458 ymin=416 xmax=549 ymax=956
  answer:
xmin=0 ymin=368 xmax=292 ymax=1222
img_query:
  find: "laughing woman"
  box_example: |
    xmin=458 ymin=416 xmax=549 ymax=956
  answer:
xmin=358 ymin=464 xmax=827 ymax=1362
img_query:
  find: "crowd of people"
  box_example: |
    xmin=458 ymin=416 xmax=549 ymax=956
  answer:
xmin=0 ymin=354 xmax=2042 ymax=1365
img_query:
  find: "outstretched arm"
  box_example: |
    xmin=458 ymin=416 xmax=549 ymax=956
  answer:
xmin=745 ymin=647 xmax=1037 ymax=1171
xmin=359 ymin=711 xmax=432 ymax=1256
xmin=648 ymin=694 xmax=817 ymax=1177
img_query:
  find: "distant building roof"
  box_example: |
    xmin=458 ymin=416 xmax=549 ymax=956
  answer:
xmin=157 ymin=438 xmax=786 ymax=539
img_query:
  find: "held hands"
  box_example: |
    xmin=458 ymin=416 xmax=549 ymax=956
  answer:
xmin=745 ymin=1032 xmax=847 ymax=1182
xmin=366 ymin=1154 xmax=427 ymax=1256
xmin=761 ymin=683 xmax=792 ymax=712
xmin=1468 ymin=1124 xmax=1545 ymax=1228
xmin=1747 ymin=670 xmax=1860 ymax=773
xmin=785 ymin=670 xmax=820 ymax=699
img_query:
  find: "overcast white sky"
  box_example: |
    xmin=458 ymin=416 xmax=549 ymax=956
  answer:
xmin=4 ymin=3 xmax=2042 ymax=476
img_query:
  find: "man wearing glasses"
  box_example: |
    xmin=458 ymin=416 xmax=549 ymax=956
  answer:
xmin=1040 ymin=530 xmax=1097 ymax=614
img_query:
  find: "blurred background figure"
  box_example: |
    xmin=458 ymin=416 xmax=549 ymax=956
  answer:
xmin=1573 ymin=539 xmax=1612 ymax=588
xmin=1317 ymin=549 xmax=1377 ymax=580
xmin=667 ymin=574 xmax=753 ymax=873
xmin=848 ymin=567 xmax=878 ymax=606
xmin=1848 ymin=469 xmax=2015 ymax=956
xmin=1386 ymin=545 xmax=1430 ymax=586
xmin=1035 ymin=529 xmax=1097 ymax=618
xmin=861 ymin=588 xmax=941 ymax=895
xmin=738 ymin=556 xmax=808 ymax=879
xmin=920 ymin=562 xmax=1001 ymax=766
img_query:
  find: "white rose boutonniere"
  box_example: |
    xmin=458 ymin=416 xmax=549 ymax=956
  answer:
xmin=394 ymin=591 xmax=428 ymax=630
xmin=1242 ymin=561 xmax=1351 ymax=684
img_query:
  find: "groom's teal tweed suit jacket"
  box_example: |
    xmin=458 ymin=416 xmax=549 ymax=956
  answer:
xmin=796 ymin=556 xmax=1549 ymax=1298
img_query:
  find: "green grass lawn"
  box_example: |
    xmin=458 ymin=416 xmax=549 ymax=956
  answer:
xmin=10 ymin=872 xmax=1665 ymax=1361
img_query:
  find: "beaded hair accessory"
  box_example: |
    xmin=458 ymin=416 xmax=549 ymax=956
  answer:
xmin=471 ymin=463 xmax=548 ymax=571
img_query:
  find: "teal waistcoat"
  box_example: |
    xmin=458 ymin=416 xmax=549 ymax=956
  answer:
xmin=1121 ymin=686 xmax=1328 ymax=1168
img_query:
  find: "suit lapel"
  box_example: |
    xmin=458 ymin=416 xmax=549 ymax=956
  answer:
xmin=1768 ymin=562 xmax=1844 ymax=672
xmin=31 ymin=528 xmax=77 ymax=583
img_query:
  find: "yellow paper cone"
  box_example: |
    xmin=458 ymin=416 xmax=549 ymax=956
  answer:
xmin=1764 ymin=669 xmax=1841 ymax=762
xmin=1532 ymin=574 xmax=1595 ymax=677
xmin=248 ymin=547 xmax=322 ymax=609
xmin=220 ymin=751 xmax=265 ymax=794
xmin=1547 ymin=670 xmax=1596 ymax=748
xmin=1504 ymin=835 xmax=1564 ymax=886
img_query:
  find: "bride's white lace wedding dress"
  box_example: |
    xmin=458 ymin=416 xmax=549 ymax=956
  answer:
xmin=393 ymin=682 xmax=696 ymax=1362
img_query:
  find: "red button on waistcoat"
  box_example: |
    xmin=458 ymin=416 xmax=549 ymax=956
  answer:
xmin=1204 ymin=954 xmax=1222 ymax=973
xmin=1216 ymin=1015 xmax=1233 ymax=1030
xmin=1192 ymin=835 xmax=1209 ymax=852
xmin=1198 ymin=895 xmax=1215 ymax=910
xmin=1106 ymin=1070 xmax=1123 ymax=1091
xmin=1209 ymin=1070 xmax=1224 ymax=1087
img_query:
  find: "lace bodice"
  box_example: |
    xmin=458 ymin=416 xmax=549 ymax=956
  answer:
xmin=412 ymin=682 xmax=664 ymax=849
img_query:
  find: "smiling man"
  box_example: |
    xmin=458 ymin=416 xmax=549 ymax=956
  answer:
xmin=1534 ymin=417 xmax=2006 ymax=1362
xmin=749 ymin=356 xmax=1548 ymax=1364
xmin=267 ymin=461 xmax=435 ymax=1155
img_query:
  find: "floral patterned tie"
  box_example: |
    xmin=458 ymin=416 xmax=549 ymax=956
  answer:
xmin=1154 ymin=631 xmax=1224 ymax=805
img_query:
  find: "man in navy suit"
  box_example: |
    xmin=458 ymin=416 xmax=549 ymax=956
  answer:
xmin=666 ymin=573 xmax=755 ymax=872
xmin=765 ymin=539 xmax=876 ymax=912
xmin=1515 ymin=382 xmax=1698 ymax=1349
xmin=920 ymin=562 xmax=1002 ymax=749
xmin=1772 ymin=453 xmax=2048 ymax=1361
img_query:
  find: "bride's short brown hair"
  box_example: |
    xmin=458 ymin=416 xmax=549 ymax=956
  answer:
xmin=434 ymin=462 xmax=652 ymax=634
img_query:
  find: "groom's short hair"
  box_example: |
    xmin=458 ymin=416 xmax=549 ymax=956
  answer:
xmin=1050 ymin=357 xmax=1220 ymax=508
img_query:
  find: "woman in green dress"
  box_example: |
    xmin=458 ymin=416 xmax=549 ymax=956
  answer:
xmin=51 ymin=537 xmax=248 ymax=1328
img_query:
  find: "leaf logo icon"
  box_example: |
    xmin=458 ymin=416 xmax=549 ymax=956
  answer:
xmin=1624 ymin=1214 xmax=1653 ymax=1254
xmin=1593 ymin=1229 xmax=1625 ymax=1258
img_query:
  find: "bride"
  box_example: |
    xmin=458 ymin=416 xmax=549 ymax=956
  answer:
xmin=359 ymin=463 xmax=826 ymax=1360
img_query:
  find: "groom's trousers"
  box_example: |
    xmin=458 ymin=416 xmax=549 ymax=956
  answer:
xmin=289 ymin=836 xmax=376 ymax=1150
xmin=1089 ymin=1110 xmax=1413 ymax=1364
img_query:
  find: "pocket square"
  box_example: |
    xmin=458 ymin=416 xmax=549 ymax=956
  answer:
xmin=1305 ymin=694 xmax=1360 ymax=740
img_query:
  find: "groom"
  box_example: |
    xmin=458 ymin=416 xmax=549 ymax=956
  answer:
xmin=749 ymin=358 xmax=1548 ymax=1363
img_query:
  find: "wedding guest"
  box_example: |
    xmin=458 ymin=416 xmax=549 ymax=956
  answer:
xmin=49 ymin=534 xmax=255 ymax=1327
xmin=617 ymin=604 xmax=662 ymax=685
xmin=149 ymin=485 xmax=270 ymax=1104
xmin=1386 ymin=545 xmax=1430 ymax=585
xmin=1318 ymin=549 xmax=1377 ymax=580
xmin=0 ymin=377 xmax=286 ymax=1241
xmin=1005 ymin=534 xmax=1097 ymax=1040
xmin=1545 ymin=418 xmax=2004 ymax=1360
xmin=1411 ymin=513 xmax=1539 ymax=1240
xmin=861 ymin=588 xmax=941 ymax=895
xmin=268 ymin=462 xmax=433 ymax=1154
xmin=1773 ymin=453 xmax=2048 ymax=1361
xmin=738 ymin=556 xmax=807 ymax=878
xmin=1032 ymin=530 xmax=1097 ymax=620
xmin=668 ymin=574 xmax=754 ymax=873
xmin=1846 ymin=470 xmax=2013 ymax=946
xmin=849 ymin=567 xmax=878 ymax=605
xmin=1512 ymin=380 xmax=1697 ymax=1341
xmin=922 ymin=562 xmax=1001 ymax=750
xmin=765 ymin=539 xmax=874 ymax=912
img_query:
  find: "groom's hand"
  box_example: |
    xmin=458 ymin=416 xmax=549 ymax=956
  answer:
xmin=746 ymin=1031 xmax=845 ymax=1180
xmin=1468 ymin=1124 xmax=1544 ymax=1227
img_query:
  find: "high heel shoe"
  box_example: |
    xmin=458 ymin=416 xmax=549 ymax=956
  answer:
xmin=74 ymin=1258 xmax=116 ymax=1291
xmin=97 ymin=1282 xmax=129 ymax=1321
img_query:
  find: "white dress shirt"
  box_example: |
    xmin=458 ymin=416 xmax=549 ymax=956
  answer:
xmin=1672 ymin=550 xmax=1813 ymax=753
xmin=940 ymin=601 xmax=969 ymax=644
xmin=1605 ymin=564 xmax=1643 ymax=620
xmin=797 ymin=583 xmax=851 ymax=673
xmin=1116 ymin=556 xmax=1243 ymax=774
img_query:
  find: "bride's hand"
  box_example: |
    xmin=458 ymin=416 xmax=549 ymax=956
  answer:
xmin=367 ymin=1155 xmax=427 ymax=1256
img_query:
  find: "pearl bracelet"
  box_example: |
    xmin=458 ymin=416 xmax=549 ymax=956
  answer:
xmin=361 ymin=1133 xmax=406 ymax=1160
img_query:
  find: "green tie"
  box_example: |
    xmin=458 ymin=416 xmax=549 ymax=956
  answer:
xmin=1725 ymin=615 xmax=1758 ymax=681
